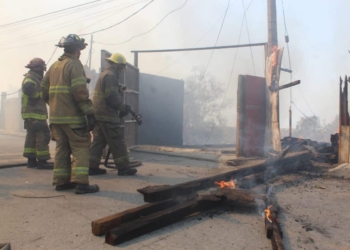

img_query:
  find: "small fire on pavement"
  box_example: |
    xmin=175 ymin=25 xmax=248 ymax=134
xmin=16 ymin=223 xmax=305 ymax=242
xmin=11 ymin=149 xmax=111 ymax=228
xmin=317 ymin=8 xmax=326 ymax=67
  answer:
xmin=215 ymin=180 xmax=236 ymax=189
xmin=264 ymin=205 xmax=272 ymax=222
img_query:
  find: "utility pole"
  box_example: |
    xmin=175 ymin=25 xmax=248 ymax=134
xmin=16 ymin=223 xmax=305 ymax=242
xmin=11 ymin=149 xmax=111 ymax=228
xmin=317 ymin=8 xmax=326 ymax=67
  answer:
xmin=267 ymin=0 xmax=278 ymax=56
xmin=88 ymin=35 xmax=93 ymax=70
xmin=265 ymin=0 xmax=282 ymax=154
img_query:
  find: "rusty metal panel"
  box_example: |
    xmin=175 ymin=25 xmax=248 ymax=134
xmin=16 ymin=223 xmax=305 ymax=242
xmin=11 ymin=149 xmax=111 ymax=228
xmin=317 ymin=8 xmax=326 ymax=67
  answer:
xmin=236 ymin=75 xmax=266 ymax=157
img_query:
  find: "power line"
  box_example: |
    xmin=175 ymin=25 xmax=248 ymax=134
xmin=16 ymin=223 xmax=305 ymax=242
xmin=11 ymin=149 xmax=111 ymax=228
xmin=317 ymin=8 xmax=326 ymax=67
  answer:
xmin=280 ymin=0 xmax=315 ymax=118
xmin=0 ymin=0 xmax=126 ymax=46
xmin=0 ymin=46 xmax=61 ymax=97
xmin=157 ymin=1 xmax=239 ymax=74
xmin=292 ymin=102 xmax=318 ymax=124
xmin=95 ymin=0 xmax=189 ymax=45
xmin=0 ymin=1 xmax=118 ymax=36
xmin=79 ymin=0 xmax=155 ymax=36
xmin=204 ymin=0 xmax=255 ymax=145
xmin=77 ymin=0 xmax=148 ymax=33
xmin=0 ymin=0 xmax=101 ymax=29
xmin=47 ymin=47 xmax=58 ymax=65
xmin=184 ymin=0 xmax=231 ymax=95
xmin=241 ymin=0 xmax=256 ymax=75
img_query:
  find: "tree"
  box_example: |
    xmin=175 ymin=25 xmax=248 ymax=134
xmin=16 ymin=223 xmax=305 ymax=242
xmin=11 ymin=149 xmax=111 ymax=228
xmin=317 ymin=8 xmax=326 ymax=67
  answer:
xmin=294 ymin=116 xmax=323 ymax=141
xmin=183 ymin=67 xmax=233 ymax=145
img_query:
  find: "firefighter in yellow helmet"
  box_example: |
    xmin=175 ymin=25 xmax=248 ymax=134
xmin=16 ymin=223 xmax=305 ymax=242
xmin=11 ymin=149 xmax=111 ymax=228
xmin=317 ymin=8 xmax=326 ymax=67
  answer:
xmin=89 ymin=53 xmax=139 ymax=175
xmin=22 ymin=58 xmax=53 ymax=169
xmin=42 ymin=34 xmax=99 ymax=194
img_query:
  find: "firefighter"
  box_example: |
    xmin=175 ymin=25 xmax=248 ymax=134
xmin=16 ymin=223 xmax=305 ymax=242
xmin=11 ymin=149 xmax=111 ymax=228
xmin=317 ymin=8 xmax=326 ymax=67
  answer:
xmin=42 ymin=34 xmax=99 ymax=194
xmin=89 ymin=53 xmax=138 ymax=176
xmin=22 ymin=58 xmax=52 ymax=169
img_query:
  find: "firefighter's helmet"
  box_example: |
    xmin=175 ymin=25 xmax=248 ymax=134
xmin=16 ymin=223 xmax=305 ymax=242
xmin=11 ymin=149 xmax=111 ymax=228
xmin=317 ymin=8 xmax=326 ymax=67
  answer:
xmin=25 ymin=58 xmax=46 ymax=71
xmin=56 ymin=34 xmax=87 ymax=50
xmin=106 ymin=53 xmax=127 ymax=66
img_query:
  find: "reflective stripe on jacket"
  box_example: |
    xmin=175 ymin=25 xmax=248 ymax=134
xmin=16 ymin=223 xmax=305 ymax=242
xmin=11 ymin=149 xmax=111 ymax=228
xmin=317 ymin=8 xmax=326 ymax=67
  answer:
xmin=21 ymin=70 xmax=47 ymax=120
xmin=93 ymin=67 xmax=125 ymax=123
xmin=42 ymin=53 xmax=93 ymax=124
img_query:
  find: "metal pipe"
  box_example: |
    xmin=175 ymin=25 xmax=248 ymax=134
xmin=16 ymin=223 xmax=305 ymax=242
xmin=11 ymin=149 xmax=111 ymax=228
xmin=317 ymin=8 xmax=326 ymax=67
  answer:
xmin=131 ymin=43 xmax=267 ymax=53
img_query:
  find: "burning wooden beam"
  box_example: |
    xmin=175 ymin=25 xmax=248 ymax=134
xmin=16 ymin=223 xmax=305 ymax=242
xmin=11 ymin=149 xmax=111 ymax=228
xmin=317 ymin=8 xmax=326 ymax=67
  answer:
xmin=264 ymin=205 xmax=285 ymax=250
xmin=101 ymin=188 xmax=265 ymax=245
xmin=137 ymin=151 xmax=310 ymax=202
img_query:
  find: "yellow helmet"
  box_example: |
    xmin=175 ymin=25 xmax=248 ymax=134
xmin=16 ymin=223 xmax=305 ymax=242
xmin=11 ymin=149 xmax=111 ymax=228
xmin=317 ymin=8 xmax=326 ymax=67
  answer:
xmin=106 ymin=53 xmax=127 ymax=65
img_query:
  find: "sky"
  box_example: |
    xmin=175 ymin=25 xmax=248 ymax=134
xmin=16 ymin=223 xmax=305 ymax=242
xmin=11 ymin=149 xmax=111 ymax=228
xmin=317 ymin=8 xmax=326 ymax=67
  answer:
xmin=0 ymin=0 xmax=348 ymax=129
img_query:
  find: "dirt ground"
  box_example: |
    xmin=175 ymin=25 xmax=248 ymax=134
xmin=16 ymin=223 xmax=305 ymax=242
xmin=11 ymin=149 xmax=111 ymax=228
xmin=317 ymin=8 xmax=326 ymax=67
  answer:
xmin=1 ymin=134 xmax=350 ymax=250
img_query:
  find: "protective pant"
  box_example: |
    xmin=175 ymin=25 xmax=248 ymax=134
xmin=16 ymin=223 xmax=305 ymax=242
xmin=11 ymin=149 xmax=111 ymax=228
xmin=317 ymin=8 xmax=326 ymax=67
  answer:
xmin=90 ymin=121 xmax=129 ymax=170
xmin=51 ymin=124 xmax=90 ymax=185
xmin=23 ymin=119 xmax=50 ymax=160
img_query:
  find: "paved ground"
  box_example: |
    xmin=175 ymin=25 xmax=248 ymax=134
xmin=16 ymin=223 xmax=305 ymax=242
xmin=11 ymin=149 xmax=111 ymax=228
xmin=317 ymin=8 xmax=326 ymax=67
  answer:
xmin=1 ymin=134 xmax=350 ymax=250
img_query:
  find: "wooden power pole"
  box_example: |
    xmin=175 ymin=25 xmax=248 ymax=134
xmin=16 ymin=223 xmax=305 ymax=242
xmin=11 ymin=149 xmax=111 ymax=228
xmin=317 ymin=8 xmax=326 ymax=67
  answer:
xmin=267 ymin=0 xmax=278 ymax=55
xmin=265 ymin=0 xmax=283 ymax=156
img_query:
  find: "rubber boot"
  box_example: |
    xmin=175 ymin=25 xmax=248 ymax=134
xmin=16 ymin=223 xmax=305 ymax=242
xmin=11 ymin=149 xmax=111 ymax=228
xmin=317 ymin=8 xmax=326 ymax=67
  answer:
xmin=118 ymin=168 xmax=137 ymax=176
xmin=89 ymin=168 xmax=107 ymax=175
xmin=27 ymin=158 xmax=37 ymax=168
xmin=75 ymin=184 xmax=100 ymax=194
xmin=55 ymin=183 xmax=76 ymax=191
xmin=37 ymin=160 xmax=54 ymax=170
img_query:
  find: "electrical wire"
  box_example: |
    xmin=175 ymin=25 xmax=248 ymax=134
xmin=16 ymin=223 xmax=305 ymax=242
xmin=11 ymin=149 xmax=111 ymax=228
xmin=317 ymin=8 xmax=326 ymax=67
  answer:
xmin=95 ymin=0 xmax=189 ymax=45
xmin=0 ymin=46 xmax=60 ymax=97
xmin=281 ymin=0 xmax=315 ymax=118
xmin=46 ymin=47 xmax=58 ymax=65
xmin=77 ymin=0 xmax=149 ymax=33
xmin=184 ymin=0 xmax=231 ymax=95
xmin=241 ymin=0 xmax=256 ymax=75
xmin=292 ymin=102 xmax=318 ymax=124
xmin=157 ymin=1 xmax=239 ymax=74
xmin=204 ymin=0 xmax=255 ymax=145
xmin=0 ymin=0 xmax=129 ymax=46
xmin=0 ymin=0 xmax=101 ymax=28
xmin=0 ymin=1 xmax=118 ymax=36
xmin=79 ymin=0 xmax=155 ymax=36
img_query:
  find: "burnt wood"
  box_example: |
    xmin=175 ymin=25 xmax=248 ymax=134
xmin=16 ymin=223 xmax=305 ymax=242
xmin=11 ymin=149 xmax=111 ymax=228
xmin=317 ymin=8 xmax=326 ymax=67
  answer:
xmin=92 ymin=199 xmax=178 ymax=236
xmin=137 ymin=151 xmax=310 ymax=202
xmin=105 ymin=197 xmax=220 ymax=245
xmin=104 ymin=188 xmax=264 ymax=245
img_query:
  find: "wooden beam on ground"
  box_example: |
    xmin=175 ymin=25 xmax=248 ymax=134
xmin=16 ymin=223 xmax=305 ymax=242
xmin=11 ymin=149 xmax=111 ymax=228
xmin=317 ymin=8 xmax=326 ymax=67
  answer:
xmin=137 ymin=151 xmax=310 ymax=203
xmin=105 ymin=197 xmax=219 ymax=245
xmin=92 ymin=199 xmax=179 ymax=236
xmin=105 ymin=188 xmax=264 ymax=245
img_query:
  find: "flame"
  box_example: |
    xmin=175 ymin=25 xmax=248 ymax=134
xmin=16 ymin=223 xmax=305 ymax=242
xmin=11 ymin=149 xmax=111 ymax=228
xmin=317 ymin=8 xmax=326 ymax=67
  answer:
xmin=215 ymin=180 xmax=236 ymax=189
xmin=264 ymin=205 xmax=272 ymax=222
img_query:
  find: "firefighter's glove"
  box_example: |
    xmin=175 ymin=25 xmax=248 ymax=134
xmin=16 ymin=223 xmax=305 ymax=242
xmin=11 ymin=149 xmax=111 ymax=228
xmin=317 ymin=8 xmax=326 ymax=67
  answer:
xmin=86 ymin=115 xmax=96 ymax=132
xmin=119 ymin=105 xmax=130 ymax=118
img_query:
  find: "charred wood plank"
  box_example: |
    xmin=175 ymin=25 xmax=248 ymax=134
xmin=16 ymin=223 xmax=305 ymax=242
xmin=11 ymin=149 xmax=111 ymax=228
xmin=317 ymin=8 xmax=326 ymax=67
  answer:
xmin=105 ymin=197 xmax=221 ymax=246
xmin=138 ymin=151 xmax=310 ymax=202
xmin=104 ymin=188 xmax=262 ymax=246
xmin=92 ymin=199 xmax=178 ymax=236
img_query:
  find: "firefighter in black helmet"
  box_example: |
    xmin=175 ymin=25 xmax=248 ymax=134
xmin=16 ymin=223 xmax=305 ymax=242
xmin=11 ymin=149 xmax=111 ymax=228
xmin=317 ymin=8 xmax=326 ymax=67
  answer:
xmin=42 ymin=34 xmax=99 ymax=194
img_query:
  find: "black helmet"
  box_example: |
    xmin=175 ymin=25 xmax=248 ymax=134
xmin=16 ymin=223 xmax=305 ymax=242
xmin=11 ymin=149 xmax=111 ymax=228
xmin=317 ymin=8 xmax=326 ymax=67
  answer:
xmin=56 ymin=34 xmax=87 ymax=50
